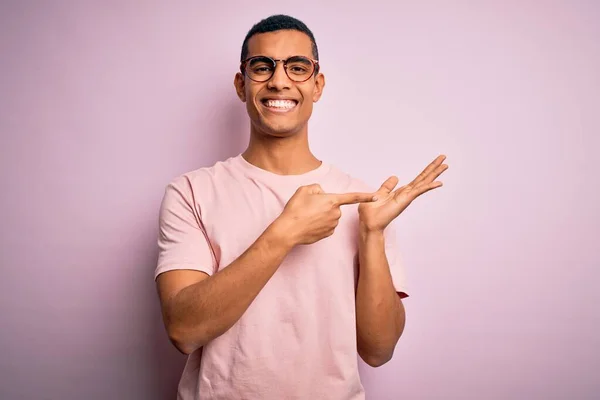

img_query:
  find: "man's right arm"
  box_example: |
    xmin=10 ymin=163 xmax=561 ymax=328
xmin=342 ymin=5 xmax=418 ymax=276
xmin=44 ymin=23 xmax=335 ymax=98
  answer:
xmin=156 ymin=219 xmax=293 ymax=355
xmin=156 ymin=183 xmax=376 ymax=355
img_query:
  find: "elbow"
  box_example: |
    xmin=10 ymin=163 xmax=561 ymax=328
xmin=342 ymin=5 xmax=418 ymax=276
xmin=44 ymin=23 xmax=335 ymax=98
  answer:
xmin=359 ymin=348 xmax=394 ymax=368
xmin=170 ymin=337 xmax=197 ymax=356
xmin=166 ymin=324 xmax=205 ymax=355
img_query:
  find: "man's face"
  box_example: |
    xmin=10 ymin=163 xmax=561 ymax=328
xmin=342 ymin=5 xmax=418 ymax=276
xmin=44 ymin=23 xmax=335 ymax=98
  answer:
xmin=234 ymin=30 xmax=325 ymax=138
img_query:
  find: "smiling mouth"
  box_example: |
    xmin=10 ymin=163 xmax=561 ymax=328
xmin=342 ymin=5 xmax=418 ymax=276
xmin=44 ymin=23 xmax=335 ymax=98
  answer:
xmin=261 ymin=99 xmax=298 ymax=112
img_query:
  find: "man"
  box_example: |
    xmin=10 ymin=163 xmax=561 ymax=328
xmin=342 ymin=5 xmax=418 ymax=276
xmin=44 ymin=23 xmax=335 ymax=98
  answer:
xmin=155 ymin=14 xmax=448 ymax=400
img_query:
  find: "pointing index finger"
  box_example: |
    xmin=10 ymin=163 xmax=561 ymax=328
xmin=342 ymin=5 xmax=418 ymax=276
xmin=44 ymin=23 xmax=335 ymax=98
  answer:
xmin=331 ymin=192 xmax=378 ymax=206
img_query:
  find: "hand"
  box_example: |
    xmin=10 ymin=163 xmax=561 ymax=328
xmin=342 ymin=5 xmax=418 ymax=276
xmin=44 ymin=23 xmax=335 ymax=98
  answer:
xmin=358 ymin=155 xmax=449 ymax=232
xmin=276 ymin=184 xmax=377 ymax=245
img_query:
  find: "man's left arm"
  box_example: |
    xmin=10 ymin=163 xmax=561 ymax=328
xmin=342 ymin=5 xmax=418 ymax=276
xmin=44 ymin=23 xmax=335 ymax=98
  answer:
xmin=355 ymin=225 xmax=406 ymax=367
xmin=355 ymin=154 xmax=449 ymax=367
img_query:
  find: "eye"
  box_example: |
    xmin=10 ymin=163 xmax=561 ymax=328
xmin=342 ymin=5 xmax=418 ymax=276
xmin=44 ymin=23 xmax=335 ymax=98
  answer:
xmin=247 ymin=57 xmax=275 ymax=75
xmin=286 ymin=57 xmax=314 ymax=76
xmin=289 ymin=65 xmax=309 ymax=73
xmin=252 ymin=65 xmax=273 ymax=74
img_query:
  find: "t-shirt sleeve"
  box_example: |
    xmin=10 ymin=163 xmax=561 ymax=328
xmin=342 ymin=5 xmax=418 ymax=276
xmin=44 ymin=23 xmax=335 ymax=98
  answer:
xmin=155 ymin=176 xmax=216 ymax=280
xmin=384 ymin=221 xmax=409 ymax=299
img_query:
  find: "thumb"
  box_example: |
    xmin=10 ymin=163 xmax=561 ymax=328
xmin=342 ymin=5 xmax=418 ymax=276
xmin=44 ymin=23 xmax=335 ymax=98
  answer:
xmin=305 ymin=183 xmax=324 ymax=194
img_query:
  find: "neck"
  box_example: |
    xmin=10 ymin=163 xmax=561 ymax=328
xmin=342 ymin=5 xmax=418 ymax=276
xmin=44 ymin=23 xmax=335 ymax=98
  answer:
xmin=242 ymin=126 xmax=321 ymax=175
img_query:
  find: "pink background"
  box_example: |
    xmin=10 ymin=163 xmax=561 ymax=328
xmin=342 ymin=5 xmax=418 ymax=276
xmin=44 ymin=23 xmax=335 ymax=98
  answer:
xmin=1 ymin=1 xmax=598 ymax=399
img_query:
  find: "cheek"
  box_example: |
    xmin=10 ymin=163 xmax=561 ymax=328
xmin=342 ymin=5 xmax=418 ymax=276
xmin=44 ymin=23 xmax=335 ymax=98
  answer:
xmin=245 ymin=82 xmax=262 ymax=106
xmin=246 ymin=100 xmax=260 ymax=120
xmin=299 ymin=87 xmax=316 ymax=113
xmin=249 ymin=97 xmax=264 ymax=118
xmin=301 ymin=101 xmax=314 ymax=116
xmin=301 ymin=92 xmax=315 ymax=115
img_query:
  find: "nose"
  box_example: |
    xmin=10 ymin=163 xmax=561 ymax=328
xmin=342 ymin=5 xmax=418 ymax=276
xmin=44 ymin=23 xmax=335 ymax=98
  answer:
xmin=267 ymin=60 xmax=292 ymax=90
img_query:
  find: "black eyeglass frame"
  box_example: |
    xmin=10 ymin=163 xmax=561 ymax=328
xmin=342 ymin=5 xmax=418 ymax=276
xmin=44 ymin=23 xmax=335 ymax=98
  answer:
xmin=240 ymin=55 xmax=320 ymax=83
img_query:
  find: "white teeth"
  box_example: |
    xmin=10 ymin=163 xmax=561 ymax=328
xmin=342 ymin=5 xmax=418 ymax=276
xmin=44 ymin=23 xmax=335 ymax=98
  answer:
xmin=265 ymin=99 xmax=296 ymax=109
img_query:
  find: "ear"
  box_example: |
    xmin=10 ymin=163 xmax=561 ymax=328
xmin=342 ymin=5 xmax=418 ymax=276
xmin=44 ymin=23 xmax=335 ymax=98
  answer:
xmin=234 ymin=72 xmax=246 ymax=102
xmin=312 ymin=73 xmax=325 ymax=102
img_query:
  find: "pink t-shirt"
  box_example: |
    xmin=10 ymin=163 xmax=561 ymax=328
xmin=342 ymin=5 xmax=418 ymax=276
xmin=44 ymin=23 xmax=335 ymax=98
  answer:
xmin=156 ymin=154 xmax=408 ymax=400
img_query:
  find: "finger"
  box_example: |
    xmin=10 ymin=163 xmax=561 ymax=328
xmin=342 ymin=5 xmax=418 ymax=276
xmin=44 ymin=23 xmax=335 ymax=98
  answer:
xmin=417 ymin=163 xmax=449 ymax=187
xmin=411 ymin=155 xmax=446 ymax=186
xmin=330 ymin=192 xmax=377 ymax=205
xmin=305 ymin=183 xmax=324 ymax=194
xmin=378 ymin=176 xmax=399 ymax=194
xmin=412 ymin=155 xmax=446 ymax=185
xmin=418 ymin=181 xmax=443 ymax=195
xmin=395 ymin=181 xmax=442 ymax=200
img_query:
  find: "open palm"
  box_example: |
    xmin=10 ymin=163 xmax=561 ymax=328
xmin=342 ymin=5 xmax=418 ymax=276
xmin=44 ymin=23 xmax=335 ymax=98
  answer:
xmin=358 ymin=155 xmax=449 ymax=232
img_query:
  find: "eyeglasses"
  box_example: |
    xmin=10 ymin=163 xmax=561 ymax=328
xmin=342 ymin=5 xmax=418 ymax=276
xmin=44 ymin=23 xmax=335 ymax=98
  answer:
xmin=240 ymin=55 xmax=320 ymax=83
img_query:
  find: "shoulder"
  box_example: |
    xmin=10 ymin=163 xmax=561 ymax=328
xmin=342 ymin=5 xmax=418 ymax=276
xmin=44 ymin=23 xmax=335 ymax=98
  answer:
xmin=164 ymin=156 xmax=240 ymax=197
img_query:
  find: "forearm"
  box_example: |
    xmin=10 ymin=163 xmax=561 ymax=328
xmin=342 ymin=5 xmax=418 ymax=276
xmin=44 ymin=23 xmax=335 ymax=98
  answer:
xmin=166 ymin=220 xmax=293 ymax=353
xmin=355 ymin=225 xmax=405 ymax=367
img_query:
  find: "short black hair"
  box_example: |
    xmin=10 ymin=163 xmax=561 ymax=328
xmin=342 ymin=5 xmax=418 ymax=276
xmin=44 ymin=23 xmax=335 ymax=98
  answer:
xmin=240 ymin=14 xmax=319 ymax=62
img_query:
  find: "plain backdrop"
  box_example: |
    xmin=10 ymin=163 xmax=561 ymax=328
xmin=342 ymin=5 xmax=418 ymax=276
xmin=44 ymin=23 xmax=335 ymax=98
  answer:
xmin=1 ymin=1 xmax=598 ymax=399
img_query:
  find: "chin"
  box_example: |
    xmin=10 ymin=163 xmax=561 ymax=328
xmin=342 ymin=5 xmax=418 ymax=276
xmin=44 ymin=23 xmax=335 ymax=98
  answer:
xmin=263 ymin=127 xmax=300 ymax=138
xmin=253 ymin=119 xmax=303 ymax=138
